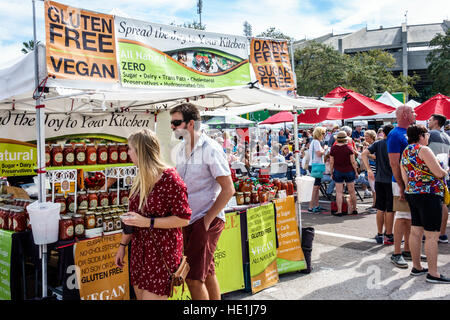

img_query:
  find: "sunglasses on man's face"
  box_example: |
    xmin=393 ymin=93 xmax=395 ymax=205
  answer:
xmin=170 ymin=119 xmax=185 ymax=127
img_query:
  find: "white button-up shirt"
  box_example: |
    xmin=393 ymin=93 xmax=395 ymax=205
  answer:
xmin=175 ymin=133 xmax=231 ymax=224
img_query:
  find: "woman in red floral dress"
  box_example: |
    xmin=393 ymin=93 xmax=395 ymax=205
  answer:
xmin=114 ymin=129 xmax=191 ymax=300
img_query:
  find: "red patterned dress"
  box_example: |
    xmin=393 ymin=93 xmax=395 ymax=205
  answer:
xmin=129 ymin=167 xmax=191 ymax=296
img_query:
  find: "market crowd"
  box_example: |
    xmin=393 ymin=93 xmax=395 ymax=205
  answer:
xmin=114 ymin=103 xmax=450 ymax=301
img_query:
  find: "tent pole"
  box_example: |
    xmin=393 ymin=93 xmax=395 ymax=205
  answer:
xmin=32 ymin=0 xmax=47 ymax=298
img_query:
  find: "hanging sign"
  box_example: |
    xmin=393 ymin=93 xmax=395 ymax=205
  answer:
xmin=44 ymin=0 xmax=118 ymax=82
xmin=0 ymin=139 xmax=37 ymax=177
xmin=114 ymin=17 xmax=251 ymax=89
xmin=273 ymin=196 xmax=306 ymax=274
xmin=250 ymin=39 xmax=295 ymax=91
xmin=0 ymin=230 xmax=13 ymax=300
xmin=73 ymin=233 xmax=130 ymax=300
xmin=246 ymin=203 xmax=279 ymax=294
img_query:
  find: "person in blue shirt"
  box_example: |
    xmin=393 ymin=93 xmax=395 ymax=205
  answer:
xmin=387 ymin=105 xmax=416 ymax=269
xmin=278 ymin=129 xmax=287 ymax=146
xmin=352 ymin=125 xmax=364 ymax=142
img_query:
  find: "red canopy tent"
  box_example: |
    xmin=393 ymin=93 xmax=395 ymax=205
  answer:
xmin=297 ymin=86 xmax=396 ymax=124
xmin=414 ymin=94 xmax=450 ymax=121
xmin=259 ymin=111 xmax=294 ymax=124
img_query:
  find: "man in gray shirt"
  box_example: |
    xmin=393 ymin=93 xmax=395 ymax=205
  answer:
xmin=362 ymin=124 xmax=395 ymax=245
xmin=427 ymin=113 xmax=450 ymax=243
xmin=170 ymin=103 xmax=235 ymax=300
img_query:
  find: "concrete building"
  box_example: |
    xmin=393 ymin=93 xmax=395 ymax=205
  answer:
xmin=293 ymin=20 xmax=449 ymax=101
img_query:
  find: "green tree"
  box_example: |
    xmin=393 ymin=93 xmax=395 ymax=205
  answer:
xmin=243 ymin=21 xmax=252 ymax=37
xmin=21 ymin=40 xmax=40 ymax=54
xmin=257 ymin=27 xmax=292 ymax=40
xmin=426 ymin=29 xmax=450 ymax=96
xmin=294 ymin=42 xmax=419 ymax=97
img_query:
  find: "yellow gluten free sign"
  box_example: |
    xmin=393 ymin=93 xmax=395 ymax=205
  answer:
xmin=0 ymin=139 xmax=37 ymax=177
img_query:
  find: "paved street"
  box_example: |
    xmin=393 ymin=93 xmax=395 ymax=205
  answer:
xmin=224 ymin=196 xmax=450 ymax=300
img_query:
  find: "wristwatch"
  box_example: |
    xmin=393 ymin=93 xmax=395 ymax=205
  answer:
xmin=150 ymin=217 xmax=155 ymax=230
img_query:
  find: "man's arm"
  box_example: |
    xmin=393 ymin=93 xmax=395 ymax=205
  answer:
xmin=389 ymin=153 xmax=405 ymax=200
xmin=203 ymin=175 xmax=235 ymax=231
xmin=361 ymin=148 xmax=374 ymax=181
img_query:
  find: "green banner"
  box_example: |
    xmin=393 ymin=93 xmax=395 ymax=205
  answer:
xmin=0 ymin=230 xmax=13 ymax=300
xmin=215 ymin=212 xmax=245 ymax=294
xmin=247 ymin=203 xmax=279 ymax=293
xmin=0 ymin=139 xmax=37 ymax=177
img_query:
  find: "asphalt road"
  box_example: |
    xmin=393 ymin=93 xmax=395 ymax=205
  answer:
xmin=223 ymin=196 xmax=450 ymax=300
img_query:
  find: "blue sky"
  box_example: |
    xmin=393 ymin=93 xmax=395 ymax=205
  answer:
xmin=0 ymin=0 xmax=448 ymax=65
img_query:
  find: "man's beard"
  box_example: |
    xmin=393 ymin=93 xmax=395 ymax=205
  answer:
xmin=174 ymin=129 xmax=188 ymax=140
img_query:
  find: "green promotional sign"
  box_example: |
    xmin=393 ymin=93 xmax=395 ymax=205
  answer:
xmin=0 ymin=139 xmax=37 ymax=177
xmin=0 ymin=230 xmax=13 ymax=300
xmin=215 ymin=212 xmax=245 ymax=294
xmin=246 ymin=203 xmax=279 ymax=293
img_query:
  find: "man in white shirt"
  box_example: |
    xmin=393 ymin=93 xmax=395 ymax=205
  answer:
xmin=170 ymin=103 xmax=235 ymax=300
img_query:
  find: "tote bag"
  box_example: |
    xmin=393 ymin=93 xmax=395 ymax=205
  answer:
xmin=310 ymin=141 xmax=325 ymax=178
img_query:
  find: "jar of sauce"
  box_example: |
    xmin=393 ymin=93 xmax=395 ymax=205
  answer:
xmin=45 ymin=144 xmax=51 ymax=167
xmin=59 ymin=215 xmax=74 ymax=241
xmin=74 ymin=144 xmax=86 ymax=165
xmin=54 ymin=193 xmax=66 ymax=215
xmin=109 ymin=189 xmax=119 ymax=206
xmin=113 ymin=215 xmax=122 ymax=230
xmin=119 ymin=188 xmax=129 ymax=205
xmin=281 ymin=180 xmax=288 ymax=192
xmin=63 ymin=144 xmax=75 ymax=166
xmin=86 ymin=144 xmax=97 ymax=165
xmin=85 ymin=211 xmax=96 ymax=230
xmin=118 ymin=143 xmax=128 ymax=163
xmin=287 ymin=181 xmax=294 ymax=196
xmin=108 ymin=143 xmax=118 ymax=164
xmin=72 ymin=214 xmax=85 ymax=238
xmin=77 ymin=191 xmax=88 ymax=209
xmin=97 ymin=144 xmax=108 ymax=165
xmin=244 ymin=192 xmax=251 ymax=204
xmin=77 ymin=206 xmax=87 ymax=217
xmin=98 ymin=191 xmax=109 ymax=207
xmin=67 ymin=192 xmax=76 ymax=213
xmin=236 ymin=192 xmax=244 ymax=205
xmin=259 ymin=191 xmax=268 ymax=204
xmin=103 ymin=216 xmax=113 ymax=232
xmin=273 ymin=179 xmax=281 ymax=192
xmin=95 ymin=211 xmax=103 ymax=228
xmin=88 ymin=190 xmax=98 ymax=209
xmin=0 ymin=206 xmax=8 ymax=229
xmin=51 ymin=144 xmax=63 ymax=167
xmin=251 ymin=191 xmax=259 ymax=204
xmin=12 ymin=208 xmax=26 ymax=232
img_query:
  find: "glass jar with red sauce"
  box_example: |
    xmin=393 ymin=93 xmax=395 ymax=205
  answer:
xmin=86 ymin=144 xmax=97 ymax=165
xmin=259 ymin=191 xmax=268 ymax=204
xmin=88 ymin=190 xmax=98 ymax=209
xmin=98 ymin=190 xmax=109 ymax=207
xmin=251 ymin=191 xmax=259 ymax=204
xmin=72 ymin=214 xmax=85 ymax=238
xmin=59 ymin=215 xmax=74 ymax=241
xmin=118 ymin=144 xmax=128 ymax=163
xmin=77 ymin=191 xmax=88 ymax=208
xmin=54 ymin=193 xmax=66 ymax=215
xmin=51 ymin=144 xmax=63 ymax=167
xmin=63 ymin=144 xmax=75 ymax=166
xmin=108 ymin=143 xmax=118 ymax=164
xmin=119 ymin=188 xmax=129 ymax=205
xmin=97 ymin=144 xmax=108 ymax=165
xmin=67 ymin=192 xmax=76 ymax=213
xmin=74 ymin=144 xmax=86 ymax=165
xmin=109 ymin=189 xmax=119 ymax=206
xmin=12 ymin=208 xmax=26 ymax=232
xmin=287 ymin=181 xmax=294 ymax=196
xmin=45 ymin=144 xmax=51 ymax=167
xmin=244 ymin=192 xmax=251 ymax=204
xmin=0 ymin=206 xmax=8 ymax=229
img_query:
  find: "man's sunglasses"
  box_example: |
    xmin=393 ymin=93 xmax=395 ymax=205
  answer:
xmin=170 ymin=119 xmax=186 ymax=127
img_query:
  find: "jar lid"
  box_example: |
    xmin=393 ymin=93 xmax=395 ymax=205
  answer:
xmin=118 ymin=143 xmax=126 ymax=146
xmin=61 ymin=214 xmax=72 ymax=220
xmin=75 ymin=143 xmax=84 ymax=147
xmin=55 ymin=193 xmax=64 ymax=196
xmin=52 ymin=144 xmax=60 ymax=147
xmin=87 ymin=190 xmax=97 ymax=193
xmin=73 ymin=214 xmax=83 ymax=218
xmin=95 ymin=211 xmax=103 ymax=215
xmin=108 ymin=143 xmax=117 ymax=146
xmin=97 ymin=143 xmax=106 ymax=146
xmin=86 ymin=143 xmax=95 ymax=146
xmin=68 ymin=192 xmax=75 ymax=196
xmin=237 ymin=192 xmax=243 ymax=195
xmin=78 ymin=191 xmax=86 ymax=194
xmin=104 ymin=216 xmax=112 ymax=220
xmin=110 ymin=188 xmax=117 ymax=191
xmin=99 ymin=190 xmax=107 ymax=193
xmin=64 ymin=144 xmax=73 ymax=147
xmin=96 ymin=206 xmax=104 ymax=210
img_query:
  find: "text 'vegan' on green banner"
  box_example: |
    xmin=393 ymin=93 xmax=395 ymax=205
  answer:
xmin=246 ymin=203 xmax=279 ymax=294
xmin=114 ymin=17 xmax=251 ymax=89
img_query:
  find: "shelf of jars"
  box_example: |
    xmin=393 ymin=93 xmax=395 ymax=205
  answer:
xmin=46 ymin=163 xmax=135 ymax=172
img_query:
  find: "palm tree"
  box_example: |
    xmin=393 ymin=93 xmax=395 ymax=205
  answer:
xmin=21 ymin=40 xmax=40 ymax=54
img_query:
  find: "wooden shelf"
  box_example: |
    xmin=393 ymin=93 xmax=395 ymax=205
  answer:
xmin=47 ymin=163 xmax=135 ymax=171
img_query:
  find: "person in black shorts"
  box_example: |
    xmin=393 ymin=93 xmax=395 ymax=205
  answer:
xmin=362 ymin=124 xmax=395 ymax=245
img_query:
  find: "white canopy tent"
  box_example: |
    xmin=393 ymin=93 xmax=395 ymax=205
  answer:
xmin=406 ymin=99 xmax=421 ymax=108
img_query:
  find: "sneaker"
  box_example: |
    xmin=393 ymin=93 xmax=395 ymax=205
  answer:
xmin=438 ymin=235 xmax=449 ymax=243
xmin=391 ymin=254 xmax=408 ymax=269
xmin=375 ymin=233 xmax=384 ymax=244
xmin=426 ymin=274 xmax=450 ymax=284
xmin=315 ymin=206 xmax=327 ymax=211
xmin=384 ymin=234 xmax=394 ymax=245
xmin=307 ymin=208 xmax=318 ymax=213
xmin=364 ymin=191 xmax=372 ymax=198
xmin=402 ymin=251 xmax=427 ymax=262
xmin=332 ymin=212 xmax=343 ymax=217
xmin=410 ymin=267 xmax=428 ymax=276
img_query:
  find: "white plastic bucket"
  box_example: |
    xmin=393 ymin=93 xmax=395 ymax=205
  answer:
xmin=296 ymin=176 xmax=315 ymax=202
xmin=26 ymin=201 xmax=61 ymax=245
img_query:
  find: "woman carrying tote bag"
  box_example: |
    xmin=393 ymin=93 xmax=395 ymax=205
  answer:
xmin=308 ymin=127 xmax=328 ymax=213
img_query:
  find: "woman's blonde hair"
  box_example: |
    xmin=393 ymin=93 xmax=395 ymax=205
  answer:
xmin=364 ymin=130 xmax=376 ymax=141
xmin=128 ymin=129 xmax=168 ymax=210
xmin=313 ymin=126 xmax=326 ymax=140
